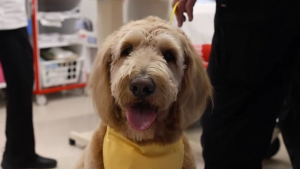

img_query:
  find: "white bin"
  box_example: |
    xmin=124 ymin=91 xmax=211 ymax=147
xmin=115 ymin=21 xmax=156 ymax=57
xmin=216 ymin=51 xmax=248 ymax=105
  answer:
xmin=40 ymin=58 xmax=83 ymax=88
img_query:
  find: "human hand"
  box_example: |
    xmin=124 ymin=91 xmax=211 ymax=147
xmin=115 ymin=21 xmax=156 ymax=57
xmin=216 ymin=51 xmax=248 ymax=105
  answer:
xmin=172 ymin=0 xmax=197 ymax=27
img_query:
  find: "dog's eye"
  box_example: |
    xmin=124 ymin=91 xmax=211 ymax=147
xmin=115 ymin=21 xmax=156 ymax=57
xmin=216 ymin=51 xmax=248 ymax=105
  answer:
xmin=121 ymin=45 xmax=133 ymax=57
xmin=163 ymin=50 xmax=176 ymax=63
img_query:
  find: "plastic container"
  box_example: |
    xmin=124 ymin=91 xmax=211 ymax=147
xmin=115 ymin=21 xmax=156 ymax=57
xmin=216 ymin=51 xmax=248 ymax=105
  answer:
xmin=38 ymin=0 xmax=81 ymax=12
xmin=40 ymin=58 xmax=83 ymax=88
xmin=201 ymin=44 xmax=211 ymax=62
xmin=193 ymin=44 xmax=211 ymax=69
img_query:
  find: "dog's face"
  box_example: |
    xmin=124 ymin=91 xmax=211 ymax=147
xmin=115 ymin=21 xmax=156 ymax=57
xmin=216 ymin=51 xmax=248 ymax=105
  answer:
xmin=90 ymin=17 xmax=212 ymax=144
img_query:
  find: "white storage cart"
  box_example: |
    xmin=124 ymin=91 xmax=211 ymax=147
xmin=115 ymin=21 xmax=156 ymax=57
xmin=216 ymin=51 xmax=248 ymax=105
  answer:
xmin=31 ymin=0 xmax=97 ymax=105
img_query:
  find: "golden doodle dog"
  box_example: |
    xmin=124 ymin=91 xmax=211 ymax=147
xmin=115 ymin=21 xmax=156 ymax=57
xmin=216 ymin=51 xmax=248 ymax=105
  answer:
xmin=75 ymin=16 xmax=212 ymax=169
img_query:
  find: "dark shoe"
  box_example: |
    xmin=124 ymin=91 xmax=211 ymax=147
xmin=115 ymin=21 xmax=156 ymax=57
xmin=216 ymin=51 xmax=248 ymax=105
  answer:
xmin=1 ymin=154 xmax=57 ymax=169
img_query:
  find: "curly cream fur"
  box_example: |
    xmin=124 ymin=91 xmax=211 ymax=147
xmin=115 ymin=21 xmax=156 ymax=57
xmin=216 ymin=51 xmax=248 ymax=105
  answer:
xmin=75 ymin=16 xmax=212 ymax=169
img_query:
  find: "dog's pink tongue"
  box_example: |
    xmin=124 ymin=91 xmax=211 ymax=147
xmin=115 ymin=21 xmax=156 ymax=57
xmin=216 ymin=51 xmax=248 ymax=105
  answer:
xmin=126 ymin=107 xmax=156 ymax=131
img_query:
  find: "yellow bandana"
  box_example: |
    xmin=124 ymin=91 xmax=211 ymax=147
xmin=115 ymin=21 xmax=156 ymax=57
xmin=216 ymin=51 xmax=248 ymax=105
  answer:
xmin=103 ymin=127 xmax=184 ymax=169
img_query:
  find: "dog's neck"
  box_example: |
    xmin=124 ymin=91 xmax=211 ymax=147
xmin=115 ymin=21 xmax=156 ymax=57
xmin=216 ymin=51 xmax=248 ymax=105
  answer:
xmin=103 ymin=126 xmax=185 ymax=169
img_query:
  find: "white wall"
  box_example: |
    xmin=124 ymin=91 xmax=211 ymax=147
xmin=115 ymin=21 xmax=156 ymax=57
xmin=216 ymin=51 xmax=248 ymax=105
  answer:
xmin=80 ymin=0 xmax=98 ymax=29
xmin=123 ymin=0 xmax=172 ymax=23
xmin=80 ymin=0 xmax=173 ymax=30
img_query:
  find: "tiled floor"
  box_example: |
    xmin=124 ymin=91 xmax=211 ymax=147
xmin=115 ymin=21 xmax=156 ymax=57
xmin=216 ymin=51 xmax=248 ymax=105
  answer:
xmin=0 ymin=91 xmax=292 ymax=169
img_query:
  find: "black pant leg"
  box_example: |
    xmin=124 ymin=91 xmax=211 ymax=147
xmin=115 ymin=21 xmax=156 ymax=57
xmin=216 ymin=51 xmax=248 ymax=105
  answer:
xmin=279 ymin=46 xmax=300 ymax=169
xmin=200 ymin=1 xmax=298 ymax=168
xmin=0 ymin=28 xmax=35 ymax=159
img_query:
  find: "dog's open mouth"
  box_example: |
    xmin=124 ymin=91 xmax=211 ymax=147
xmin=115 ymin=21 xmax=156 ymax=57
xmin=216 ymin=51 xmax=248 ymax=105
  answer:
xmin=126 ymin=101 xmax=157 ymax=131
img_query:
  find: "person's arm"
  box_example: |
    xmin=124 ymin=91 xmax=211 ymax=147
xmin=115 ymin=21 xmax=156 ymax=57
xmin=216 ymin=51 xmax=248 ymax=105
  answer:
xmin=172 ymin=0 xmax=196 ymax=27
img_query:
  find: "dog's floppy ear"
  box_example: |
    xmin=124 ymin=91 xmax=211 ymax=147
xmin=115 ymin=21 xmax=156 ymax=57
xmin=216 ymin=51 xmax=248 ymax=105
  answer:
xmin=177 ymin=36 xmax=213 ymax=128
xmin=88 ymin=33 xmax=120 ymax=127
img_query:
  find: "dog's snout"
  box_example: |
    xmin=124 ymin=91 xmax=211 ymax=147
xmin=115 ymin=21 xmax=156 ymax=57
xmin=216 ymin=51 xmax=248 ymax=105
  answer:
xmin=130 ymin=76 xmax=155 ymax=97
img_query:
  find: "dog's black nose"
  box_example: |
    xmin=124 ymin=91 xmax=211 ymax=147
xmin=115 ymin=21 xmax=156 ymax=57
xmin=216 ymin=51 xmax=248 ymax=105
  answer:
xmin=130 ymin=76 xmax=155 ymax=97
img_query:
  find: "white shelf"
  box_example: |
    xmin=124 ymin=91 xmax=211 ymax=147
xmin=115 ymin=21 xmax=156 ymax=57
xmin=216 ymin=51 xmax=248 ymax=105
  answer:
xmin=39 ymin=41 xmax=80 ymax=49
xmin=38 ymin=9 xmax=80 ymax=27
xmin=77 ymin=30 xmax=98 ymax=49
xmin=37 ymin=9 xmax=81 ymax=21
xmin=38 ymin=12 xmax=81 ymax=20
xmin=85 ymin=43 xmax=98 ymax=48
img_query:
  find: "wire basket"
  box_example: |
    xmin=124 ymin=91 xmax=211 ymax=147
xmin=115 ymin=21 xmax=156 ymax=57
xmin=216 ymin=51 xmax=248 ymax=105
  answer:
xmin=40 ymin=58 xmax=83 ymax=88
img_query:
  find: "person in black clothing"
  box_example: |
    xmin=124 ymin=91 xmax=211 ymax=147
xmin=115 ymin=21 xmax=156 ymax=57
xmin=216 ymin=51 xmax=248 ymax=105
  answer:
xmin=173 ymin=0 xmax=300 ymax=168
xmin=0 ymin=0 xmax=57 ymax=168
xmin=0 ymin=28 xmax=57 ymax=169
